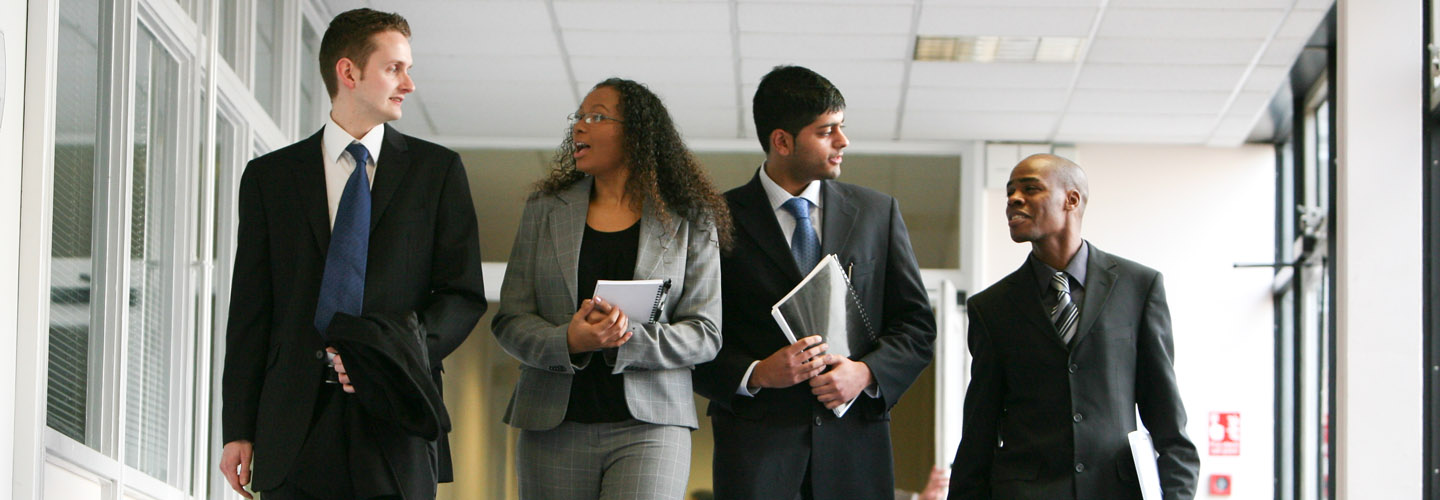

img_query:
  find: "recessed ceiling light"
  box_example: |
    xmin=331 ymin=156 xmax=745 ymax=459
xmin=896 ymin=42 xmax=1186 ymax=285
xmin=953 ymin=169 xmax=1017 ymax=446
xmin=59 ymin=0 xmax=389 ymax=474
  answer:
xmin=914 ymin=35 xmax=1085 ymax=63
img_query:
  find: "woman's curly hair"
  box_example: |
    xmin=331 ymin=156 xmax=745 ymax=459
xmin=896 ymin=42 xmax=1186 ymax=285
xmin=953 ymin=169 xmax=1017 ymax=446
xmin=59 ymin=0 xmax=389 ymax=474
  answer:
xmin=537 ymin=77 xmax=734 ymax=249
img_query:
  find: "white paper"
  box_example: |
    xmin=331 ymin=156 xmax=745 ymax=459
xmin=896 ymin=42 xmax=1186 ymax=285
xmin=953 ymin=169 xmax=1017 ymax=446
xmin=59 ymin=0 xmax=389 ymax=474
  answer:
xmin=1128 ymin=429 xmax=1163 ymax=500
xmin=593 ymin=279 xmax=667 ymax=323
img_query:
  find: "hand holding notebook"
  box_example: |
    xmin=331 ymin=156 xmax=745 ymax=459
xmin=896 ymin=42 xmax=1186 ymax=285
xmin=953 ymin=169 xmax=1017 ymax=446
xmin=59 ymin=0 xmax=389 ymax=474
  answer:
xmin=592 ymin=279 xmax=671 ymax=324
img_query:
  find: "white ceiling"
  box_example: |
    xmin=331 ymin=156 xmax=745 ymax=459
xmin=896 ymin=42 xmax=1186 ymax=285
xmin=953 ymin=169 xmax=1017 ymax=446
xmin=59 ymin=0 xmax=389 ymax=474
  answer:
xmin=320 ymin=0 xmax=1333 ymax=149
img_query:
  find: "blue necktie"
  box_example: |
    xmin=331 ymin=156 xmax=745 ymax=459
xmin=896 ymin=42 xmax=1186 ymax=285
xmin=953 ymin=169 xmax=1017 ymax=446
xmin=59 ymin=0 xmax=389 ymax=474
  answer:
xmin=782 ymin=197 xmax=821 ymax=272
xmin=314 ymin=143 xmax=371 ymax=335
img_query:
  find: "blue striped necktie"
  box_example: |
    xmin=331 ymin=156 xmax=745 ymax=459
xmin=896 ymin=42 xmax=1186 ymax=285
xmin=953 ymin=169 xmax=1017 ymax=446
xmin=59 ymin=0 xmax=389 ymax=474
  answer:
xmin=1050 ymin=272 xmax=1079 ymax=344
xmin=314 ymin=142 xmax=371 ymax=335
xmin=782 ymin=197 xmax=821 ymax=272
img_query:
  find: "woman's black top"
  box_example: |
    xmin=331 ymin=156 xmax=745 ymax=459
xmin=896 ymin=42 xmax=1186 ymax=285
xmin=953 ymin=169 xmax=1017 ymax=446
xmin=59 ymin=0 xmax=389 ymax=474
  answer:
xmin=565 ymin=220 xmax=641 ymax=423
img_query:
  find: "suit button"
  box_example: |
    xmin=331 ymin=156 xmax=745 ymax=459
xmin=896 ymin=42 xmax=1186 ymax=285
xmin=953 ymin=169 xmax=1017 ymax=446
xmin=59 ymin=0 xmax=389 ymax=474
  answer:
xmin=1075 ymin=463 xmax=1085 ymax=473
xmin=1073 ymin=413 xmax=1084 ymax=423
xmin=315 ymin=350 xmax=325 ymax=359
xmin=814 ymin=416 xmax=823 ymax=426
xmin=549 ymin=365 xmax=565 ymax=372
xmin=1069 ymin=363 xmax=1078 ymax=373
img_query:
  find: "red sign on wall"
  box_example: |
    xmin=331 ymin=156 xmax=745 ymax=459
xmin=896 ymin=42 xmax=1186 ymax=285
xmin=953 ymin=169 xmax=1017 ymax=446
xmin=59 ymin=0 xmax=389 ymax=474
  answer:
xmin=1209 ymin=411 xmax=1241 ymax=456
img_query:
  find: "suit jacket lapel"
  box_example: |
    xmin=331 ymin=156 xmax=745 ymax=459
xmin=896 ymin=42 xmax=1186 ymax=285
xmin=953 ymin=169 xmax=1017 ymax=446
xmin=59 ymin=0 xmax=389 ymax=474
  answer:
xmin=286 ymin=131 xmax=331 ymax=255
xmin=818 ymin=181 xmax=856 ymax=258
xmin=1003 ymin=264 xmax=1070 ymax=352
xmin=732 ymin=171 xmax=804 ymax=283
xmin=552 ymin=177 xmax=591 ymax=307
xmin=369 ymin=124 xmax=411 ymax=232
xmin=1072 ymin=243 xmax=1118 ymax=349
xmin=634 ymin=202 xmax=679 ymax=279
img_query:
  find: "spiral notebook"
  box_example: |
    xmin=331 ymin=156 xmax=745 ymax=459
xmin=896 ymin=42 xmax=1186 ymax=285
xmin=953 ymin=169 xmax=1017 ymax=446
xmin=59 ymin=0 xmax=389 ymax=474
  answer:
xmin=593 ymin=279 xmax=672 ymax=323
xmin=770 ymin=254 xmax=877 ymax=417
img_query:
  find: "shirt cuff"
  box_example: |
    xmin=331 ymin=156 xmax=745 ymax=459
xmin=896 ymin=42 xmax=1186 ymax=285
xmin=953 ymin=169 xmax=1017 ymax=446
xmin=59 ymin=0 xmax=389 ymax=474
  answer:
xmin=864 ymin=382 xmax=881 ymax=399
xmin=736 ymin=361 xmax=762 ymax=396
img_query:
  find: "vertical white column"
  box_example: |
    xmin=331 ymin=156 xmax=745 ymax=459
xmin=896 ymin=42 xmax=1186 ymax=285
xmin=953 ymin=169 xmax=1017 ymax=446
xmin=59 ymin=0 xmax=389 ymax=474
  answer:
xmin=1336 ymin=0 xmax=1424 ymax=497
xmin=0 ymin=0 xmax=29 ymax=498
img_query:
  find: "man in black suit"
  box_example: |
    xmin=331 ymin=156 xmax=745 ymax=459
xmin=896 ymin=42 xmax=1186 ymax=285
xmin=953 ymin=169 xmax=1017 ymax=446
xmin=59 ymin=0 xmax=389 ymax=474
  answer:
xmin=949 ymin=154 xmax=1199 ymax=500
xmin=217 ymin=9 xmax=485 ymax=500
xmin=693 ymin=65 xmax=936 ymax=500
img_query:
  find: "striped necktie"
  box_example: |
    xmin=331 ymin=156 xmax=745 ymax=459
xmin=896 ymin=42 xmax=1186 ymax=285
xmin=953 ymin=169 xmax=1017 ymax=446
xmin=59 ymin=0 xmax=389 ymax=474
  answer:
xmin=1050 ymin=272 xmax=1079 ymax=344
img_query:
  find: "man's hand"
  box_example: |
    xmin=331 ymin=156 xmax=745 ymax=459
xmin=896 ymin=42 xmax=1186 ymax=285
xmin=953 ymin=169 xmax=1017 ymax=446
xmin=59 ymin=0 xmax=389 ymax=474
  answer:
xmin=750 ymin=336 xmax=827 ymax=391
xmin=326 ymin=347 xmax=355 ymax=393
xmin=567 ymin=299 xmax=631 ymax=353
xmin=918 ymin=465 xmax=950 ymax=500
xmin=809 ymin=355 xmax=874 ymax=409
xmin=219 ymin=440 xmax=255 ymax=499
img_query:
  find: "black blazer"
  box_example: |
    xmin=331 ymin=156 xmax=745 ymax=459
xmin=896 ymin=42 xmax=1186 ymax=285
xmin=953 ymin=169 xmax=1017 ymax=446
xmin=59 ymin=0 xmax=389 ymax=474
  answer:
xmin=949 ymin=244 xmax=1199 ymax=500
xmin=693 ymin=171 xmax=936 ymax=500
xmin=221 ymin=125 xmax=486 ymax=495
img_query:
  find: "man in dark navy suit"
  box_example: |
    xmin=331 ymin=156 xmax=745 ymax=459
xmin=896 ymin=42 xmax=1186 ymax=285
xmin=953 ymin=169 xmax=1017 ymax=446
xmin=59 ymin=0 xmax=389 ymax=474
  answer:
xmin=218 ymin=8 xmax=485 ymax=500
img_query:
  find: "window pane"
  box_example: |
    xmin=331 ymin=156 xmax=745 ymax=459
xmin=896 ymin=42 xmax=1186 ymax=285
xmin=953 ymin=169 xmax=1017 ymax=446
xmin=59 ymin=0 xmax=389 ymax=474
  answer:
xmin=47 ymin=0 xmax=106 ymax=448
xmin=217 ymin=0 xmax=238 ymax=69
xmin=300 ymin=21 xmax=323 ymax=134
xmin=254 ymin=0 xmax=282 ymax=119
xmin=125 ymin=27 xmax=180 ymax=484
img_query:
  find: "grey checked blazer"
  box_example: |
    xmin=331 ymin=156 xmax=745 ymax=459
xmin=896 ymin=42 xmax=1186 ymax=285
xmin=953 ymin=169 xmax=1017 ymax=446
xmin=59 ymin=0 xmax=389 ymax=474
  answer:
xmin=492 ymin=176 xmax=723 ymax=431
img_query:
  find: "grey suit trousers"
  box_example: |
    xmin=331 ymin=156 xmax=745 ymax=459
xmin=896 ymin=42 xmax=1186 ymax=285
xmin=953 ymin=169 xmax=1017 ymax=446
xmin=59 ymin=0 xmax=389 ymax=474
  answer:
xmin=516 ymin=419 xmax=690 ymax=500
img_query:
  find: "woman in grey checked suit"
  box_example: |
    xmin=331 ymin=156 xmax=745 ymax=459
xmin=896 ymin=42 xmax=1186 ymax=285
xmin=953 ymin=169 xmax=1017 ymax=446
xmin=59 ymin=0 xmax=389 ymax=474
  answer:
xmin=492 ymin=78 xmax=733 ymax=500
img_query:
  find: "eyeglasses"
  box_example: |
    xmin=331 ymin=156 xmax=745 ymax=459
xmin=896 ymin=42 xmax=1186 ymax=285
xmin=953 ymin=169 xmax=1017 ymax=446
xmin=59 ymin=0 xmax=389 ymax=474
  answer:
xmin=568 ymin=112 xmax=624 ymax=125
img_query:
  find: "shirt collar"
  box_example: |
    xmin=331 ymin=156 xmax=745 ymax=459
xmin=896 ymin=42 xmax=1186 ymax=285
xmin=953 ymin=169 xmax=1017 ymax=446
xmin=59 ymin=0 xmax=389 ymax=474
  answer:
xmin=759 ymin=162 xmax=822 ymax=213
xmin=323 ymin=114 xmax=385 ymax=166
xmin=1030 ymin=240 xmax=1090 ymax=290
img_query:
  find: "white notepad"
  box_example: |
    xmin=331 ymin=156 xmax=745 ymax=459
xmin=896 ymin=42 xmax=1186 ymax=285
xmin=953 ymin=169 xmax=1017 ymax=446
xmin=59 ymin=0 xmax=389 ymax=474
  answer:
xmin=593 ymin=279 xmax=671 ymax=323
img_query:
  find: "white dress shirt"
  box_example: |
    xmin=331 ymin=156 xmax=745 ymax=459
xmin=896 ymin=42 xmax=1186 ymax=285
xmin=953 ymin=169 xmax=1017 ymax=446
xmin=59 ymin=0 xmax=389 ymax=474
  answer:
xmin=321 ymin=115 xmax=384 ymax=228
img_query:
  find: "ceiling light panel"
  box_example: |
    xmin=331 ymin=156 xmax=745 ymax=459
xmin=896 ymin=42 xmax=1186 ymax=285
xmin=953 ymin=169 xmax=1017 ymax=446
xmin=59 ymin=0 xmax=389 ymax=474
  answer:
xmin=1100 ymin=8 xmax=1287 ymax=39
xmin=738 ymin=3 xmax=914 ymax=35
xmin=918 ymin=6 xmax=1097 ymax=37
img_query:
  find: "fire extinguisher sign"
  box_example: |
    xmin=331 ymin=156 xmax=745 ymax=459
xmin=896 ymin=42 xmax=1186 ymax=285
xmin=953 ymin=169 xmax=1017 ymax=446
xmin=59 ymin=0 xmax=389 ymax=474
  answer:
xmin=1209 ymin=411 xmax=1241 ymax=456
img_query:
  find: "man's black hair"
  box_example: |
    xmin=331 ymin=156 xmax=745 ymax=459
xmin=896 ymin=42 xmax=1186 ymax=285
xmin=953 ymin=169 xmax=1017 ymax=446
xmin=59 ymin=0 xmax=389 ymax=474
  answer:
xmin=751 ymin=65 xmax=846 ymax=153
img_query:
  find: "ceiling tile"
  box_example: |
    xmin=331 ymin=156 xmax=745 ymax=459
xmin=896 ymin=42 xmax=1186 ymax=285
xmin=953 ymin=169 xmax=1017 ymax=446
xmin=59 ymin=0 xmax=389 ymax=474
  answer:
xmin=1211 ymin=114 xmax=1257 ymax=138
xmin=738 ymin=3 xmax=914 ymax=35
xmin=571 ymin=56 xmax=735 ymax=85
xmin=1226 ymin=91 xmax=1274 ymax=117
xmin=1099 ymin=8 xmax=1286 ymax=39
xmin=564 ymin=31 xmax=733 ymax=58
xmin=901 ymin=111 xmax=1056 ymax=141
xmin=1066 ymin=89 xmax=1230 ymax=114
xmin=422 ymin=81 xmax=577 ymax=138
xmin=639 ymin=83 xmax=740 ymax=108
xmin=741 ymin=60 xmax=907 ymax=88
xmin=1277 ymin=8 xmax=1329 ymax=39
xmin=832 ymin=108 xmax=900 ymax=140
xmin=1056 ymin=113 xmax=1215 ymax=138
xmin=419 ymin=55 xmax=570 ymax=83
xmin=918 ymin=6 xmax=1097 ymax=37
xmin=1107 ymin=0 xmax=1291 ymax=8
xmin=1259 ymin=37 xmax=1308 ymax=66
xmin=904 ymin=87 xmax=1067 ymax=112
xmin=921 ymin=0 xmax=1099 ymax=6
xmin=374 ymin=1 xmax=553 ymax=36
xmin=1242 ymin=65 xmax=1289 ymax=93
xmin=740 ymin=33 xmax=911 ymax=60
xmin=664 ymin=106 xmax=743 ymax=139
xmin=1076 ymin=64 xmax=1246 ymax=91
xmin=908 ymin=61 xmax=1075 ymax=89
xmin=1086 ymin=38 xmax=1261 ymax=65
xmin=555 ymin=1 xmax=730 ymax=32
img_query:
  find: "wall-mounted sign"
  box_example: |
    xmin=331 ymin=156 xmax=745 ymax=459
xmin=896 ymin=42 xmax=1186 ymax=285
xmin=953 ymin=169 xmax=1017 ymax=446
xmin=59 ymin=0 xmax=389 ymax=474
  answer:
xmin=1208 ymin=411 xmax=1241 ymax=456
